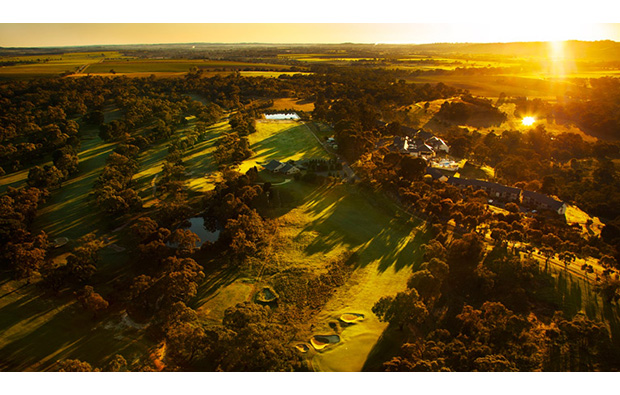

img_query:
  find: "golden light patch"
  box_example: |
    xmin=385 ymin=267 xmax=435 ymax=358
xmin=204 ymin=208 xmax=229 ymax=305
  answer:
xmin=522 ymin=116 xmax=536 ymax=126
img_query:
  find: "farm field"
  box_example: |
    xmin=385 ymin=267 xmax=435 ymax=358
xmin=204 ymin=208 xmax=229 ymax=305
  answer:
xmin=407 ymin=74 xmax=575 ymax=98
xmin=84 ymin=59 xmax=290 ymax=74
xmin=0 ymin=51 xmax=132 ymax=79
xmin=0 ymin=55 xmax=295 ymax=79
xmin=268 ymin=97 xmax=315 ymax=112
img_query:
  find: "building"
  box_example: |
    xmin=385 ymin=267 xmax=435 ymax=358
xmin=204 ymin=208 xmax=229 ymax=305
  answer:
xmin=415 ymin=129 xmax=434 ymax=141
xmin=264 ymin=160 xmax=285 ymax=172
xmin=393 ymin=136 xmax=436 ymax=159
xmin=388 ymin=125 xmax=449 ymax=159
xmin=263 ymin=160 xmax=300 ymax=175
xmin=447 ymin=177 xmax=521 ymax=202
xmin=522 ymin=190 xmax=567 ymax=215
xmin=426 ymin=136 xmax=450 ymax=153
xmin=447 ymin=177 xmax=568 ymax=215
xmin=426 ymin=167 xmax=449 ymax=182
xmin=279 ymin=163 xmax=301 ymax=175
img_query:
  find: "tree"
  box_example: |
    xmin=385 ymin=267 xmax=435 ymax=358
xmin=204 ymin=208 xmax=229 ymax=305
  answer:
xmin=27 ymin=165 xmax=64 ymax=189
xmin=168 ymin=228 xmax=200 ymax=257
xmin=400 ymin=156 xmax=427 ymax=181
xmin=75 ymin=285 xmax=109 ymax=318
xmin=65 ymin=233 xmax=104 ymax=284
xmin=53 ymin=147 xmax=79 ymax=176
xmin=559 ymin=251 xmax=576 ymax=271
xmin=581 ymin=264 xmax=594 ymax=280
xmin=596 ymin=274 xmax=620 ymax=304
xmin=491 ymin=228 xmax=507 ymax=246
xmin=159 ymin=256 xmax=205 ymax=305
xmin=504 ymin=202 xmax=519 ymax=213
xmin=507 ymin=230 xmax=523 ymax=254
xmin=373 ymin=288 xmax=429 ymax=331
xmin=56 ymin=359 xmax=98 ymax=372
xmin=5 ymin=232 xmax=48 ymax=280
xmin=130 ymin=217 xmax=161 ymax=243
xmin=540 ymin=246 xmax=555 ymax=271
xmin=422 ymin=240 xmax=447 ymax=261
xmin=105 ymin=355 xmax=128 ymax=372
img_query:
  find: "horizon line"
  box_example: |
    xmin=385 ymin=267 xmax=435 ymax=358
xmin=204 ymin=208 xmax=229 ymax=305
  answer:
xmin=1 ymin=39 xmax=617 ymax=50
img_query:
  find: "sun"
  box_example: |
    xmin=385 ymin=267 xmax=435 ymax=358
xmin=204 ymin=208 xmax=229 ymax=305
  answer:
xmin=522 ymin=116 xmax=536 ymax=126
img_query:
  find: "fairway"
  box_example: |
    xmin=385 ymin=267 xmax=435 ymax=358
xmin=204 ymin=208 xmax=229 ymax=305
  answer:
xmin=0 ymin=279 xmax=152 ymax=371
xmin=263 ymin=180 xmax=427 ymax=371
xmin=32 ymin=129 xmax=116 ymax=241
xmin=237 ymin=120 xmax=331 ymax=173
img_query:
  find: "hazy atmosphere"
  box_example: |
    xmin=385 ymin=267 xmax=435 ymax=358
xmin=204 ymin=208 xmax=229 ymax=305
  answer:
xmin=1 ymin=23 xmax=620 ymax=47
xmin=2 ymin=7 xmax=620 ymax=393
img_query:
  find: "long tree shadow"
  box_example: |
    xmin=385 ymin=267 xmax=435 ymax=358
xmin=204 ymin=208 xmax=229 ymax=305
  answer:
xmin=0 ymin=299 xmax=149 ymax=371
xmin=361 ymin=323 xmax=413 ymax=371
xmin=192 ymin=264 xmax=240 ymax=308
xmin=251 ymin=124 xmax=326 ymax=162
xmin=603 ymin=302 xmax=620 ymax=356
xmin=295 ymin=184 xmax=426 ymax=273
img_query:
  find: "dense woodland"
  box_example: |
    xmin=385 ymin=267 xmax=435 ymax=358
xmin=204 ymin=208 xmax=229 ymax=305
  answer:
xmin=2 ymin=50 xmax=620 ymax=371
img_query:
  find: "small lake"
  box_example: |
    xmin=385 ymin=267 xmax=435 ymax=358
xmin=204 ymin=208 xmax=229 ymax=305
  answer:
xmin=264 ymin=113 xmax=300 ymax=120
xmin=169 ymin=217 xmax=220 ymax=248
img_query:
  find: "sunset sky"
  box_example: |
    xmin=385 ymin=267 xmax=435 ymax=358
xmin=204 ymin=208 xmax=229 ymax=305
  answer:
xmin=1 ymin=1 xmax=619 ymax=47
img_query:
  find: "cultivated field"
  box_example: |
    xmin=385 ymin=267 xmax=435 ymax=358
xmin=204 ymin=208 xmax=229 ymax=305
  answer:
xmin=84 ymin=60 xmax=290 ymax=74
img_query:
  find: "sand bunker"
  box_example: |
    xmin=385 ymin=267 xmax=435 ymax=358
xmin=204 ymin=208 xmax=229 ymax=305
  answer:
xmin=295 ymin=343 xmax=310 ymax=353
xmin=339 ymin=313 xmax=365 ymax=324
xmin=255 ymin=286 xmax=279 ymax=304
xmin=310 ymin=335 xmax=341 ymax=351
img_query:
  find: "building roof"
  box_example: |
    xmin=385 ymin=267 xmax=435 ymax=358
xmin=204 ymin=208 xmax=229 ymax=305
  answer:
xmin=427 ymin=136 xmax=449 ymax=148
xmin=426 ymin=167 xmax=449 ymax=180
xmin=522 ymin=190 xmax=565 ymax=211
xmin=279 ymin=163 xmax=297 ymax=173
xmin=447 ymin=177 xmax=521 ymax=195
xmin=264 ymin=160 xmax=283 ymax=171
xmin=408 ymin=142 xmax=434 ymax=153
xmin=393 ymin=136 xmax=405 ymax=150
xmin=415 ymin=129 xmax=434 ymax=141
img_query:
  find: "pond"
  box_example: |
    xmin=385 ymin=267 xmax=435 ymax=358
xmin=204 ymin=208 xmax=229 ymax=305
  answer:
xmin=264 ymin=112 xmax=300 ymax=120
xmin=169 ymin=217 xmax=220 ymax=248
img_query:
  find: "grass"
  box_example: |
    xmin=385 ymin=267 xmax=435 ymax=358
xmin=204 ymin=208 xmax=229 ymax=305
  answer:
xmin=268 ymin=97 xmax=315 ymax=112
xmin=0 ymin=111 xmax=156 ymax=371
xmin=31 ymin=126 xmax=116 ymax=242
xmin=236 ymin=121 xmax=331 ymax=173
xmin=262 ymin=179 xmax=428 ymax=371
xmin=183 ymin=115 xmax=427 ymax=372
xmin=0 ymin=278 xmax=153 ymax=371
xmin=458 ymin=160 xmax=494 ymax=180
xmin=132 ymin=118 xmax=230 ymax=206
